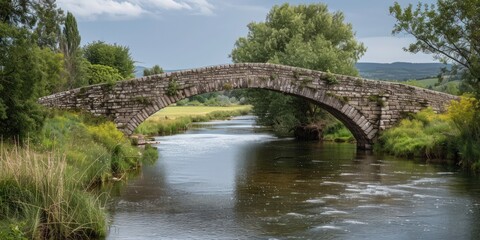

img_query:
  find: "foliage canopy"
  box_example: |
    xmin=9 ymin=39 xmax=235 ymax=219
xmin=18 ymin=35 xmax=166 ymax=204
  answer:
xmin=83 ymin=41 xmax=135 ymax=79
xmin=143 ymin=65 xmax=164 ymax=76
xmin=390 ymin=0 xmax=480 ymax=95
xmin=230 ymin=3 xmax=365 ymax=136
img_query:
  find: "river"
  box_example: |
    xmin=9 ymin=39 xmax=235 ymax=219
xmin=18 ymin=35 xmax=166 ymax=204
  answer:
xmin=107 ymin=116 xmax=480 ymax=239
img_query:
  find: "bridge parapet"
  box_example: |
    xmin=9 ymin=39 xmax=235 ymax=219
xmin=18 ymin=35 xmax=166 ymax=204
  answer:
xmin=39 ymin=63 xmax=459 ymax=149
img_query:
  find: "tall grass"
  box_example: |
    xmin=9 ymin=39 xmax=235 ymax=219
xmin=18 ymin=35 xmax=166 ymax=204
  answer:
xmin=36 ymin=111 xmax=146 ymax=186
xmin=0 ymin=145 xmax=106 ymax=239
xmin=1 ymin=110 xmax=159 ymax=238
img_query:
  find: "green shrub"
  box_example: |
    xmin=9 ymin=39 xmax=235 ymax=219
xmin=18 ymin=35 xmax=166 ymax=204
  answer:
xmin=36 ymin=111 xmax=141 ymax=184
xmin=377 ymin=108 xmax=455 ymax=159
xmin=324 ymin=70 xmax=338 ymax=85
xmin=166 ymin=78 xmax=179 ymax=96
xmin=447 ymin=97 xmax=480 ymax=169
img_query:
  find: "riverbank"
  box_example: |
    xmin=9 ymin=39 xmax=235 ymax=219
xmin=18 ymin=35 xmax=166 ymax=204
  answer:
xmin=135 ymin=105 xmax=251 ymax=136
xmin=376 ymin=96 xmax=480 ymax=170
xmin=0 ymin=111 xmax=158 ymax=239
xmin=0 ymin=106 xmax=252 ymax=238
xmin=107 ymin=115 xmax=480 ymax=239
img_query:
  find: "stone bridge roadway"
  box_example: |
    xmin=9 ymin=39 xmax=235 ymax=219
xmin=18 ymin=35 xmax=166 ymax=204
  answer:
xmin=38 ymin=63 xmax=459 ymax=149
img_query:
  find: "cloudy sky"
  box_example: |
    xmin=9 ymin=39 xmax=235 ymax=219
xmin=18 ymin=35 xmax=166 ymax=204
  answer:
xmin=57 ymin=0 xmax=437 ymax=69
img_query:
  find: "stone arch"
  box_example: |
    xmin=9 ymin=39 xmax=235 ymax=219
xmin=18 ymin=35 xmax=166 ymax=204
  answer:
xmin=125 ymin=74 xmax=375 ymax=149
xmin=38 ymin=63 xmax=459 ymax=150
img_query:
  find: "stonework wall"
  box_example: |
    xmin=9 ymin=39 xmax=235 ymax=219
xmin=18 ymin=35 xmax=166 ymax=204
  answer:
xmin=38 ymin=63 xmax=459 ymax=149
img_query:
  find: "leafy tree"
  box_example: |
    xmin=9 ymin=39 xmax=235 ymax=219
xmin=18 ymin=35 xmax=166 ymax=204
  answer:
xmin=390 ymin=0 xmax=480 ymax=96
xmin=0 ymin=0 xmax=36 ymax=27
xmin=33 ymin=0 xmax=64 ymax=50
xmin=143 ymin=64 xmax=164 ymax=76
xmin=83 ymin=41 xmax=135 ymax=79
xmin=0 ymin=0 xmax=72 ymax=140
xmin=0 ymin=23 xmax=45 ymax=140
xmin=85 ymin=63 xmax=123 ymax=85
xmin=61 ymin=11 xmax=85 ymax=88
xmin=390 ymin=0 xmax=480 ymax=170
xmin=231 ymin=3 xmax=365 ymax=135
xmin=36 ymin=47 xmax=66 ymax=94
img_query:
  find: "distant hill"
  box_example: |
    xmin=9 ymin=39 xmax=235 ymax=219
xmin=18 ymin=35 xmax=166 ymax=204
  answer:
xmin=134 ymin=66 xmax=146 ymax=78
xmin=136 ymin=62 xmax=449 ymax=81
xmin=356 ymin=62 xmax=449 ymax=81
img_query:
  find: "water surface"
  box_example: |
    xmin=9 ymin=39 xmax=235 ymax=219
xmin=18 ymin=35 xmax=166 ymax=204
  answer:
xmin=107 ymin=116 xmax=480 ymax=239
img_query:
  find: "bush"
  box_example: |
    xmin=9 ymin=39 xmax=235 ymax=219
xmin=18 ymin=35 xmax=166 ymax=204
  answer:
xmin=36 ymin=111 xmax=142 ymax=184
xmin=447 ymin=96 xmax=480 ymax=169
xmin=376 ymin=101 xmax=480 ymax=169
xmin=377 ymin=108 xmax=454 ymax=159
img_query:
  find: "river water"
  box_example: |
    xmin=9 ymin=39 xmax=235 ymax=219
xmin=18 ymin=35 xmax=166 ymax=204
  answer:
xmin=107 ymin=116 xmax=480 ymax=239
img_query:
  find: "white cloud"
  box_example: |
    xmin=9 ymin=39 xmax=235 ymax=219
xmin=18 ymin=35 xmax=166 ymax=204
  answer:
xmin=141 ymin=0 xmax=190 ymax=10
xmin=187 ymin=0 xmax=214 ymax=15
xmin=58 ymin=0 xmax=214 ymax=20
xmin=359 ymin=36 xmax=436 ymax=63
xmin=58 ymin=0 xmax=144 ymax=19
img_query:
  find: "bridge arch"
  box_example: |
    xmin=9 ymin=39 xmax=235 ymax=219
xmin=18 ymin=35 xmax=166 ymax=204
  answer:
xmin=39 ymin=63 xmax=458 ymax=149
xmin=130 ymin=85 xmax=373 ymax=149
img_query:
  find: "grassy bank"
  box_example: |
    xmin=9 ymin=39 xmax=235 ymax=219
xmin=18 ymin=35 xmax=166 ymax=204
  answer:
xmin=323 ymin=122 xmax=355 ymax=143
xmin=135 ymin=105 xmax=251 ymax=136
xmin=0 ymin=111 xmax=158 ymax=239
xmin=376 ymin=96 xmax=480 ymax=170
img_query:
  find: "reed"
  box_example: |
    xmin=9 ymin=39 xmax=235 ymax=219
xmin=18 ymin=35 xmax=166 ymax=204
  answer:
xmin=0 ymin=145 xmax=106 ymax=239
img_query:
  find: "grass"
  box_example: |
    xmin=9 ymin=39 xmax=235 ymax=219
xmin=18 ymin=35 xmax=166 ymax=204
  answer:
xmin=0 ymin=110 xmax=159 ymax=239
xmin=322 ymin=121 xmax=355 ymax=143
xmin=135 ymin=105 xmax=251 ymax=136
xmin=402 ymin=78 xmax=461 ymax=95
xmin=0 ymin=146 xmax=106 ymax=239
xmin=409 ymin=78 xmax=439 ymax=88
xmin=147 ymin=105 xmax=251 ymax=120
xmin=35 ymin=111 xmax=148 ymax=186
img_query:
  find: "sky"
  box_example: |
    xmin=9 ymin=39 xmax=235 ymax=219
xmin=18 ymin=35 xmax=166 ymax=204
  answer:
xmin=56 ymin=0 xmax=437 ymax=69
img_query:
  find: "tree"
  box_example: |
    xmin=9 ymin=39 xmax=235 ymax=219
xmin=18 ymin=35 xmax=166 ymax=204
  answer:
xmin=0 ymin=0 xmax=36 ymax=28
xmin=0 ymin=0 xmax=67 ymax=140
xmin=85 ymin=63 xmax=123 ymax=85
xmin=390 ymin=0 xmax=480 ymax=96
xmin=390 ymin=1 xmax=480 ymax=169
xmin=0 ymin=23 xmax=46 ymax=140
xmin=36 ymin=47 xmax=66 ymax=95
xmin=143 ymin=64 xmax=164 ymax=76
xmin=83 ymin=41 xmax=135 ymax=79
xmin=33 ymin=0 xmax=64 ymax=50
xmin=230 ymin=3 xmax=365 ymax=136
xmin=61 ymin=11 xmax=85 ymax=88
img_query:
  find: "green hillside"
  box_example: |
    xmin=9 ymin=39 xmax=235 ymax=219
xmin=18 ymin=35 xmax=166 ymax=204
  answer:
xmin=356 ymin=62 xmax=449 ymax=80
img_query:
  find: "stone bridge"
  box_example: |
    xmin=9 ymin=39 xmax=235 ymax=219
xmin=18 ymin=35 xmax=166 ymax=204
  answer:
xmin=38 ymin=63 xmax=458 ymax=149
